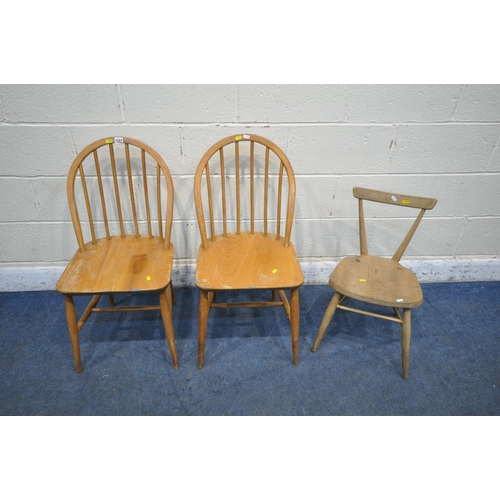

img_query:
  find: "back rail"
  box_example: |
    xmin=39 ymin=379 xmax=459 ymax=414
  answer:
xmin=220 ymin=148 xmax=227 ymax=237
xmin=205 ymin=161 xmax=215 ymax=241
xmin=78 ymin=164 xmax=97 ymax=244
xmin=235 ymin=141 xmax=241 ymax=235
xmin=250 ymin=141 xmax=255 ymax=234
xmin=141 ymin=149 xmax=153 ymax=238
xmin=109 ymin=143 xmax=125 ymax=237
xmin=264 ymin=146 xmax=270 ymax=237
xmin=156 ymin=164 xmax=163 ymax=242
xmin=93 ymin=149 xmax=110 ymax=240
xmin=125 ymin=143 xmax=140 ymax=237
xmin=276 ymin=160 xmax=284 ymax=240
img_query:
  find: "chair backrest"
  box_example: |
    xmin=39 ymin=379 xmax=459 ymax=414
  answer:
xmin=194 ymin=134 xmax=297 ymax=250
xmin=67 ymin=137 xmax=174 ymax=252
xmin=353 ymin=186 xmax=437 ymax=262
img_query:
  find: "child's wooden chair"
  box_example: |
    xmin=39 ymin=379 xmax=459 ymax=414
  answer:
xmin=194 ymin=134 xmax=304 ymax=368
xmin=56 ymin=137 xmax=178 ymax=372
xmin=312 ymin=187 xmax=437 ymax=379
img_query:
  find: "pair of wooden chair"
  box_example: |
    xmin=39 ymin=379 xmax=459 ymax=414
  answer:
xmin=56 ymin=135 xmax=436 ymax=379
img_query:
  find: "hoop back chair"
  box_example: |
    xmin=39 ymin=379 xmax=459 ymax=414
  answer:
xmin=312 ymin=187 xmax=437 ymax=379
xmin=194 ymin=134 xmax=304 ymax=368
xmin=56 ymin=137 xmax=178 ymax=372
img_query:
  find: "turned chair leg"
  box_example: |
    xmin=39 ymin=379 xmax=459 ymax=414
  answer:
xmin=197 ymin=290 xmax=210 ymax=369
xmin=159 ymin=286 xmax=179 ymax=369
xmin=170 ymin=284 xmax=177 ymax=306
xmin=401 ymin=308 xmax=411 ymax=380
xmin=64 ymin=295 xmax=82 ymax=374
xmin=312 ymin=291 xmax=343 ymax=353
xmin=290 ymin=287 xmax=300 ymax=365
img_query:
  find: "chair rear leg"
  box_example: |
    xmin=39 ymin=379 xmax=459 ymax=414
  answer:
xmin=159 ymin=287 xmax=179 ymax=369
xmin=290 ymin=287 xmax=300 ymax=365
xmin=401 ymin=308 xmax=411 ymax=380
xmin=312 ymin=291 xmax=342 ymax=352
xmin=170 ymin=284 xmax=177 ymax=306
xmin=64 ymin=295 xmax=82 ymax=374
xmin=197 ymin=290 xmax=210 ymax=369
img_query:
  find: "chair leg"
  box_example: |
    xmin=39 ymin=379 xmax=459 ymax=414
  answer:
xmin=197 ymin=290 xmax=210 ymax=369
xmin=170 ymin=284 xmax=177 ymax=306
xmin=401 ymin=308 xmax=411 ymax=380
xmin=159 ymin=286 xmax=179 ymax=370
xmin=290 ymin=287 xmax=300 ymax=365
xmin=64 ymin=295 xmax=82 ymax=374
xmin=107 ymin=294 xmax=115 ymax=307
xmin=312 ymin=291 xmax=342 ymax=353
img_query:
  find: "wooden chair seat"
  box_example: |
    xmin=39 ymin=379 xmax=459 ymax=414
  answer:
xmin=56 ymin=235 xmax=174 ymax=295
xmin=195 ymin=232 xmax=303 ymax=291
xmin=330 ymin=255 xmax=423 ymax=309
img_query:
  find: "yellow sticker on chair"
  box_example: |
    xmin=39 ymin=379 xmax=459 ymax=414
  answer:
xmin=105 ymin=138 xmax=113 ymax=144
xmin=272 ymin=269 xmax=278 ymax=274
xmin=235 ymin=135 xmax=243 ymax=141
xmin=146 ymin=276 xmax=151 ymax=281
xmin=359 ymin=278 xmax=366 ymax=282
xmin=402 ymin=200 xmax=410 ymax=204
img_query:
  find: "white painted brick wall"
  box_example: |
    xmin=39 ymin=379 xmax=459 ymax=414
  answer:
xmin=1 ymin=84 xmax=499 ymax=290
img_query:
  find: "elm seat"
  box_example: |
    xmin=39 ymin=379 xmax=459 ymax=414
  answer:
xmin=312 ymin=186 xmax=437 ymax=379
xmin=56 ymin=137 xmax=178 ymax=373
xmin=194 ymin=134 xmax=304 ymax=368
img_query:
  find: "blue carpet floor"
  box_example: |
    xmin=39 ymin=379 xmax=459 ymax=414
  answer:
xmin=1 ymin=282 xmax=499 ymax=415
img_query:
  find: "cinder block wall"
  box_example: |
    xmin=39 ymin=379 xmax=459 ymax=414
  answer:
xmin=1 ymin=84 xmax=499 ymax=290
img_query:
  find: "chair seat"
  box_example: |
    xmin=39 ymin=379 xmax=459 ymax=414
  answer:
xmin=195 ymin=232 xmax=304 ymax=291
xmin=329 ymin=255 xmax=423 ymax=308
xmin=56 ymin=235 xmax=174 ymax=295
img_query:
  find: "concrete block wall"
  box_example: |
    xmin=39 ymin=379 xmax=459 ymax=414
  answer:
xmin=1 ymin=84 xmax=499 ymax=290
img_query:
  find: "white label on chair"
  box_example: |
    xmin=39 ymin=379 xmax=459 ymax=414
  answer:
xmin=396 ymin=298 xmax=404 ymax=302
xmin=243 ymin=134 xmax=250 ymax=139
xmin=115 ymin=137 xmax=124 ymax=143
xmin=391 ymin=195 xmax=397 ymax=202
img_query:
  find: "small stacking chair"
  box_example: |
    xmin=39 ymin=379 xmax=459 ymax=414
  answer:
xmin=194 ymin=134 xmax=304 ymax=368
xmin=56 ymin=137 xmax=178 ymax=373
xmin=312 ymin=187 xmax=437 ymax=379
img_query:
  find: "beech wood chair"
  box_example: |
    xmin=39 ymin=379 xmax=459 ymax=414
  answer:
xmin=56 ymin=137 xmax=178 ymax=373
xmin=311 ymin=186 xmax=437 ymax=379
xmin=194 ymin=134 xmax=304 ymax=368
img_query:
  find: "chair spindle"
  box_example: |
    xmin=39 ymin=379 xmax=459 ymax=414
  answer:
xmin=109 ymin=143 xmax=125 ymax=237
xmin=125 ymin=143 xmax=140 ymax=237
xmin=78 ymin=164 xmax=97 ymax=244
xmin=93 ymin=150 xmax=110 ymax=240
xmin=141 ymin=149 xmax=153 ymax=238
xmin=220 ymin=148 xmax=227 ymax=237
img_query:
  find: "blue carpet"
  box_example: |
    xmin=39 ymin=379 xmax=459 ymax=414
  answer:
xmin=0 ymin=282 xmax=499 ymax=415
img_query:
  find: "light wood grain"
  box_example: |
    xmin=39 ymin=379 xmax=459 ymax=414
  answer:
xmin=57 ymin=137 xmax=178 ymax=372
xmin=194 ymin=134 xmax=303 ymax=368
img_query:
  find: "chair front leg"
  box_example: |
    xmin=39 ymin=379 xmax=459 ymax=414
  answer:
xmin=312 ymin=291 xmax=343 ymax=353
xmin=197 ymin=290 xmax=211 ymax=369
xmin=401 ymin=308 xmax=411 ymax=380
xmin=290 ymin=287 xmax=300 ymax=365
xmin=159 ymin=286 xmax=179 ymax=370
xmin=64 ymin=295 xmax=82 ymax=374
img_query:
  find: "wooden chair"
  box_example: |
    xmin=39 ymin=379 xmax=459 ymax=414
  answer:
xmin=312 ymin=187 xmax=437 ymax=379
xmin=194 ymin=134 xmax=304 ymax=368
xmin=56 ymin=137 xmax=178 ymax=373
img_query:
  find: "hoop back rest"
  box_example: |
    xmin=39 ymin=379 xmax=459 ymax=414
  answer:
xmin=194 ymin=134 xmax=296 ymax=250
xmin=67 ymin=137 xmax=174 ymax=252
xmin=352 ymin=186 xmax=437 ymax=261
